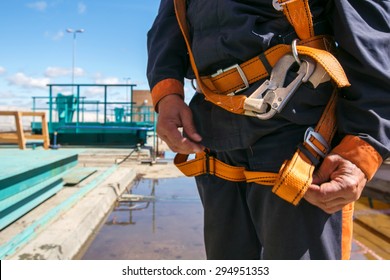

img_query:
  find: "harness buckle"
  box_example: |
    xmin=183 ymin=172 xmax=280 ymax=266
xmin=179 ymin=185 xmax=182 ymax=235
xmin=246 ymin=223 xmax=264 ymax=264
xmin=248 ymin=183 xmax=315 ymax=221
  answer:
xmin=303 ymin=127 xmax=330 ymax=158
xmin=244 ymin=53 xmax=316 ymax=120
xmin=204 ymin=150 xmax=215 ymax=175
xmin=272 ymin=0 xmax=297 ymax=12
xmin=211 ymin=64 xmax=249 ymax=95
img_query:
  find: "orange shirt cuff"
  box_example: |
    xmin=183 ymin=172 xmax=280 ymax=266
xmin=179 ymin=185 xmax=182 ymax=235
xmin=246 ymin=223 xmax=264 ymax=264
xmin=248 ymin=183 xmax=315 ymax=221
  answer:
xmin=151 ymin=78 xmax=184 ymax=112
xmin=331 ymin=135 xmax=383 ymax=180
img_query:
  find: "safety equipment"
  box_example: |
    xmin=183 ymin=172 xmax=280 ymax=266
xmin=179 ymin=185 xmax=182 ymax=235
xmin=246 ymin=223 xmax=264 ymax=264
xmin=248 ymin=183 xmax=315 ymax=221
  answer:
xmin=243 ymin=53 xmax=316 ymax=119
xmin=172 ymin=0 xmax=349 ymax=205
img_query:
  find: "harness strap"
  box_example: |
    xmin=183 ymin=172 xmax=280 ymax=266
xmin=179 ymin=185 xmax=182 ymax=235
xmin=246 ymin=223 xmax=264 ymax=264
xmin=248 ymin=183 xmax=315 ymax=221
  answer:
xmin=174 ymin=89 xmax=337 ymax=205
xmin=174 ymin=153 xmax=247 ymax=182
xmin=248 ymin=89 xmax=338 ymax=205
xmin=200 ymin=41 xmax=349 ymax=100
xmin=172 ymin=0 xmax=347 ymax=205
xmin=278 ymin=0 xmax=314 ymax=40
xmin=173 ymin=0 xmax=349 ymax=115
xmin=174 ymin=152 xmax=278 ymax=185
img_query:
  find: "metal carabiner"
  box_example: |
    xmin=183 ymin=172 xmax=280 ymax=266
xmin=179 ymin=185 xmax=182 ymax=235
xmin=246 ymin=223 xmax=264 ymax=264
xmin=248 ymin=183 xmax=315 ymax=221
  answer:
xmin=244 ymin=54 xmax=316 ymax=120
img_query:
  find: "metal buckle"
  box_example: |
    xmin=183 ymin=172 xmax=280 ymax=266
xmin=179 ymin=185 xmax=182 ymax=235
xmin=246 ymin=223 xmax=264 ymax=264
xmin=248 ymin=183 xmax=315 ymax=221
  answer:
xmin=244 ymin=54 xmax=316 ymax=119
xmin=272 ymin=0 xmax=283 ymax=11
xmin=211 ymin=64 xmax=249 ymax=95
xmin=204 ymin=150 xmax=215 ymax=175
xmin=303 ymin=127 xmax=329 ymax=158
xmin=272 ymin=0 xmax=298 ymax=11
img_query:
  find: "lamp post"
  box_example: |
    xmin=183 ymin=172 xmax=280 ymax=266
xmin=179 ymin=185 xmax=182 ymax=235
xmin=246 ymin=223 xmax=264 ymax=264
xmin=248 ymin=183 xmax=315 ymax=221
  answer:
xmin=123 ymin=77 xmax=131 ymax=121
xmin=66 ymin=28 xmax=84 ymax=91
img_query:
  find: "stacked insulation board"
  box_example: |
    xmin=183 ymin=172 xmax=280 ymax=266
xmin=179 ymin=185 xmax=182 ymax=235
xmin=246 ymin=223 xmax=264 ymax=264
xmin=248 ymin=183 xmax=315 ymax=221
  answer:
xmin=0 ymin=149 xmax=79 ymax=230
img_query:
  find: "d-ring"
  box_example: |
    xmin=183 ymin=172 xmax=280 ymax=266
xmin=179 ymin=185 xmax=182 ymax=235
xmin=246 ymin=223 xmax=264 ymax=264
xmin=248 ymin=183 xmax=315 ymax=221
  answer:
xmin=191 ymin=79 xmax=197 ymax=91
xmin=291 ymin=39 xmax=301 ymax=65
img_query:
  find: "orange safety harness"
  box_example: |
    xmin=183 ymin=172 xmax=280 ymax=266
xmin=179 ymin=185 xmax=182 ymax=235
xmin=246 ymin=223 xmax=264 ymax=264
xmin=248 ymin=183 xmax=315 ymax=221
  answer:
xmin=172 ymin=0 xmax=350 ymax=205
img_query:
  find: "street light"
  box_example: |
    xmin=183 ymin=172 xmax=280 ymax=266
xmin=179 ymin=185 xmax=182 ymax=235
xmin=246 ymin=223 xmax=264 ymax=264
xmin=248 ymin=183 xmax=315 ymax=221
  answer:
xmin=66 ymin=28 xmax=84 ymax=91
xmin=123 ymin=77 xmax=131 ymax=121
xmin=123 ymin=77 xmax=131 ymax=102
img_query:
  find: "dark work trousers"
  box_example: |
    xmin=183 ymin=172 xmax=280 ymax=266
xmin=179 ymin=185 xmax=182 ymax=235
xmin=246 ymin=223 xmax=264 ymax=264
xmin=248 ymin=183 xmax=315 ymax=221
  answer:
xmin=194 ymin=126 xmax=352 ymax=260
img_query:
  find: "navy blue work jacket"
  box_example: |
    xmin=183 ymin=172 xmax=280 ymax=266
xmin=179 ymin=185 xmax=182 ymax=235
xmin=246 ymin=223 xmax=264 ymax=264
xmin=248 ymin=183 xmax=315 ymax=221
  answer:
xmin=147 ymin=0 xmax=390 ymax=168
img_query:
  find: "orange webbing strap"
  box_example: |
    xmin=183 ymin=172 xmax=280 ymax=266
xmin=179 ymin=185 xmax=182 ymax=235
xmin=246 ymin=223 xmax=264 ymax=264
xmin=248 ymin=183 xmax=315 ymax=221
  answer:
xmin=278 ymin=0 xmax=314 ymax=40
xmin=174 ymin=152 xmax=279 ymax=185
xmin=174 ymin=152 xmax=247 ymax=182
xmin=173 ymin=0 xmax=246 ymax=114
xmin=173 ymin=0 xmax=349 ymax=115
xmin=271 ymin=89 xmax=338 ymax=205
xmin=172 ymin=0 xmax=345 ymax=205
xmin=174 ymin=90 xmax=338 ymax=205
xmin=200 ymin=41 xmax=350 ymax=97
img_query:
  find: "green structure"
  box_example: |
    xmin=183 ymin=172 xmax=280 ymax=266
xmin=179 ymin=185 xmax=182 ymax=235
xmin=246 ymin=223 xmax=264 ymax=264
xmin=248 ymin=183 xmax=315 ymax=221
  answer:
xmin=31 ymin=84 xmax=155 ymax=147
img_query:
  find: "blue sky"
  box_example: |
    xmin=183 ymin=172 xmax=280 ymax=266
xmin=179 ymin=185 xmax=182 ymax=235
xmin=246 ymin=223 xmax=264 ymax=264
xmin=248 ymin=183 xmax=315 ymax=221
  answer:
xmin=0 ymin=0 xmax=162 ymax=108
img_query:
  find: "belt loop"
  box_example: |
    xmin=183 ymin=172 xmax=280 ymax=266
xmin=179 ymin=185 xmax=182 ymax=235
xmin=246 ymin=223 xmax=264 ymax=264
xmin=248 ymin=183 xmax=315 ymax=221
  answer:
xmin=205 ymin=152 xmax=210 ymax=174
xmin=204 ymin=150 xmax=216 ymax=175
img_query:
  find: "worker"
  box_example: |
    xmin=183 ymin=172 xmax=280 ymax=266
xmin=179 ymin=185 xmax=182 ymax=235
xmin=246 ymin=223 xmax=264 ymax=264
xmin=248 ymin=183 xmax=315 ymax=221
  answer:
xmin=147 ymin=0 xmax=390 ymax=259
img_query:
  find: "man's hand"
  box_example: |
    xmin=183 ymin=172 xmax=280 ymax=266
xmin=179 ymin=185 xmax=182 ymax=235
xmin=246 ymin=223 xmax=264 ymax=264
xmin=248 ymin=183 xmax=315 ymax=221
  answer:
xmin=304 ymin=154 xmax=367 ymax=214
xmin=156 ymin=94 xmax=203 ymax=154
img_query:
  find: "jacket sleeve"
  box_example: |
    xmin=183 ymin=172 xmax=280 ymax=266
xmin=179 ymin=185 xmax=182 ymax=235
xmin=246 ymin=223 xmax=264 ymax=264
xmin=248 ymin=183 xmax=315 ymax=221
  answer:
xmin=329 ymin=0 xmax=390 ymax=179
xmin=147 ymin=0 xmax=188 ymax=111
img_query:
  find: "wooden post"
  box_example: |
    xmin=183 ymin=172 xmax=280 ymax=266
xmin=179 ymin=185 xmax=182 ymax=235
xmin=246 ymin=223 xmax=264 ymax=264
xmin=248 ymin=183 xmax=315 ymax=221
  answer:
xmin=14 ymin=112 xmax=26 ymax=149
xmin=0 ymin=111 xmax=50 ymax=149
xmin=40 ymin=112 xmax=50 ymax=149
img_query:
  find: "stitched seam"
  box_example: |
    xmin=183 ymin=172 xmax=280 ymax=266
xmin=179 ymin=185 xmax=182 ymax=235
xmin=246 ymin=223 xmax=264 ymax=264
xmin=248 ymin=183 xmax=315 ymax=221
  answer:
xmin=303 ymin=2 xmax=314 ymax=37
xmin=300 ymin=49 xmax=344 ymax=85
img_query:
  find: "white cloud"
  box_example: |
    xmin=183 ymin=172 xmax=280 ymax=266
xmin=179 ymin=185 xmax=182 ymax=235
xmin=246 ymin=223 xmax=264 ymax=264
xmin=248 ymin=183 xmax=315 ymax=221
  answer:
xmin=27 ymin=1 xmax=48 ymax=11
xmin=44 ymin=30 xmax=64 ymax=41
xmin=84 ymin=87 xmax=104 ymax=97
xmin=44 ymin=67 xmax=85 ymax=78
xmin=0 ymin=90 xmax=17 ymax=99
xmin=0 ymin=66 xmax=6 ymax=75
xmin=73 ymin=67 xmax=85 ymax=77
xmin=45 ymin=67 xmax=70 ymax=78
xmin=95 ymin=77 xmax=121 ymax=84
xmin=78 ymin=2 xmax=87 ymax=14
xmin=52 ymin=30 xmax=64 ymax=41
xmin=7 ymin=72 xmax=50 ymax=89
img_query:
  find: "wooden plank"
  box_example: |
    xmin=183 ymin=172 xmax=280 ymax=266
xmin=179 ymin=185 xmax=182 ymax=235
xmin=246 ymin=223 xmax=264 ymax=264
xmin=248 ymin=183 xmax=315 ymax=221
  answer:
xmin=21 ymin=112 xmax=45 ymax=117
xmin=353 ymin=198 xmax=390 ymax=260
xmin=0 ymin=133 xmax=19 ymax=139
xmin=0 ymin=111 xmax=18 ymax=116
xmin=353 ymin=223 xmax=390 ymax=260
xmin=354 ymin=199 xmax=390 ymax=239
xmin=0 ymin=111 xmax=45 ymax=117
xmin=14 ymin=112 xmax=26 ymax=149
xmin=40 ymin=112 xmax=50 ymax=149
xmin=24 ymin=135 xmax=47 ymax=140
xmin=0 ymin=137 xmax=19 ymax=143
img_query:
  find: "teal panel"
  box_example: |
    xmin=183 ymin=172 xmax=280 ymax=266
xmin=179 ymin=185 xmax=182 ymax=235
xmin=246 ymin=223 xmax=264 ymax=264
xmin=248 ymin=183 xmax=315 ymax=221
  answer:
xmin=0 ymin=149 xmax=81 ymax=181
xmin=0 ymin=149 xmax=81 ymax=200
xmin=0 ymin=164 xmax=118 ymax=259
xmin=0 ymin=172 xmax=69 ymax=212
xmin=0 ymin=180 xmax=64 ymax=230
